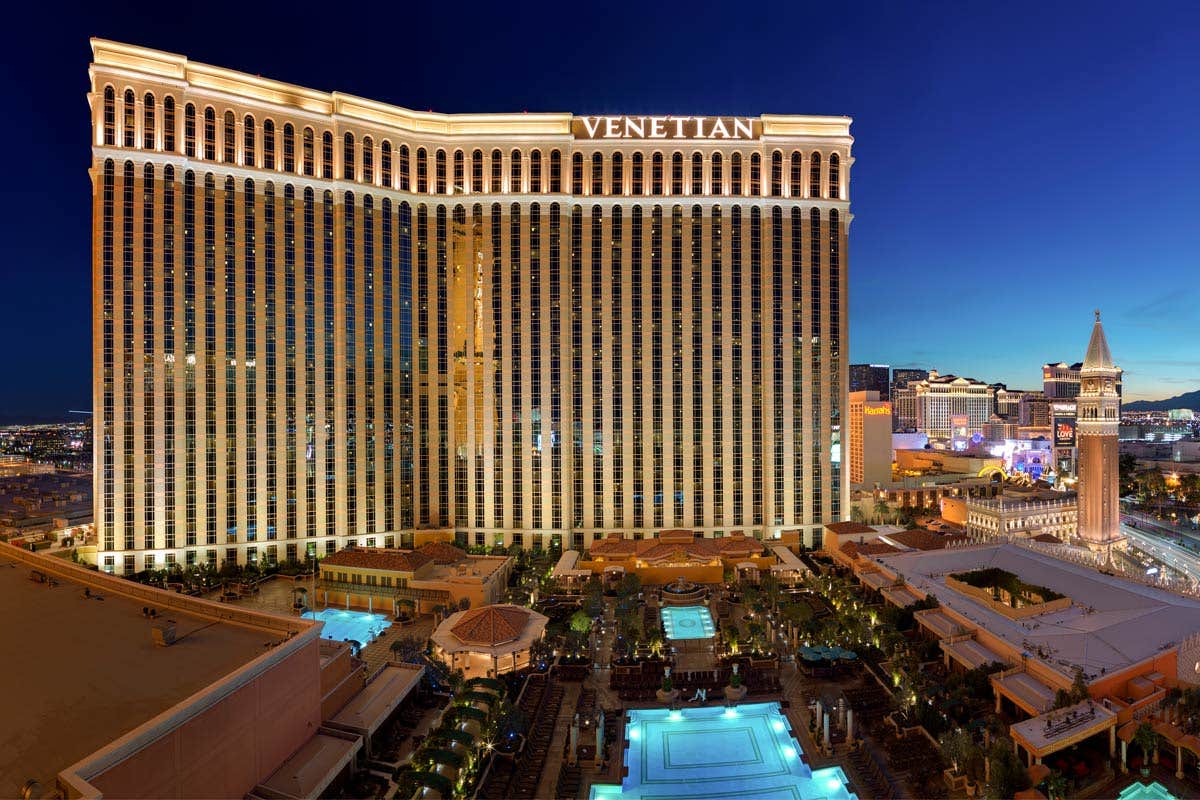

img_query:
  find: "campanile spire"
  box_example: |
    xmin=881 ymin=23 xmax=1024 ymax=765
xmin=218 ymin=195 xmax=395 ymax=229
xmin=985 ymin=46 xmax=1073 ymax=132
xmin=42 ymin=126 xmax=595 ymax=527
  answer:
xmin=1075 ymin=311 xmax=1124 ymax=557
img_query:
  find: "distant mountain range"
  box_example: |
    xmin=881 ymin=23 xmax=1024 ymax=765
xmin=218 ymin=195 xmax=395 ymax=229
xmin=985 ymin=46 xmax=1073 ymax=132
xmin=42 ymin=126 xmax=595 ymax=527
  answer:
xmin=1124 ymin=389 xmax=1200 ymax=412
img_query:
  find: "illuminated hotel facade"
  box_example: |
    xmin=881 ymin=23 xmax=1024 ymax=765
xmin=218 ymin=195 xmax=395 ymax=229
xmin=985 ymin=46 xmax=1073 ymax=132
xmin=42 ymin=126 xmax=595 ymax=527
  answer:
xmin=89 ymin=40 xmax=852 ymax=573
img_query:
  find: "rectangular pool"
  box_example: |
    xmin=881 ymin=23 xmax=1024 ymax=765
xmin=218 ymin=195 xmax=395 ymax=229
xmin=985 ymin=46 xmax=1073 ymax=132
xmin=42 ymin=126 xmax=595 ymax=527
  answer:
xmin=661 ymin=605 xmax=715 ymax=640
xmin=302 ymin=608 xmax=390 ymax=645
xmin=590 ymin=702 xmax=855 ymax=800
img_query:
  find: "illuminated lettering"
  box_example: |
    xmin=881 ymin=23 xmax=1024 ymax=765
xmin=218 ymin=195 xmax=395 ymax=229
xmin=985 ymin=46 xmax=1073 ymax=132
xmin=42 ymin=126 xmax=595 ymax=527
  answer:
xmin=572 ymin=116 xmax=760 ymax=141
xmin=863 ymin=405 xmax=892 ymax=416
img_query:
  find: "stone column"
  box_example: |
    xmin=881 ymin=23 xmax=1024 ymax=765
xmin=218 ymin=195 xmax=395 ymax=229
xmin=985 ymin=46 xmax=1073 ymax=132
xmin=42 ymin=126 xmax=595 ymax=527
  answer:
xmin=1121 ymin=739 xmax=1128 ymax=774
xmin=1177 ymin=745 xmax=1184 ymax=779
xmin=823 ymin=713 xmax=831 ymax=752
xmin=847 ymin=709 xmax=855 ymax=742
xmin=1109 ymin=726 xmax=1116 ymax=758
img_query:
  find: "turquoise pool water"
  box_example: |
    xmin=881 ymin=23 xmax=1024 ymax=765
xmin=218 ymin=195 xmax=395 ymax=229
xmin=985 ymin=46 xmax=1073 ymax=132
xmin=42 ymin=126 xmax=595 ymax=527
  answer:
xmin=590 ymin=702 xmax=855 ymax=800
xmin=661 ymin=605 xmax=716 ymax=640
xmin=302 ymin=608 xmax=389 ymax=644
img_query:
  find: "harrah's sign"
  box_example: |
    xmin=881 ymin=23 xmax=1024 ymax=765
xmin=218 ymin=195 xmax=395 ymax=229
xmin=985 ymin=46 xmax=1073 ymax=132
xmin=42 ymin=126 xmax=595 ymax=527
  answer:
xmin=573 ymin=115 xmax=760 ymax=141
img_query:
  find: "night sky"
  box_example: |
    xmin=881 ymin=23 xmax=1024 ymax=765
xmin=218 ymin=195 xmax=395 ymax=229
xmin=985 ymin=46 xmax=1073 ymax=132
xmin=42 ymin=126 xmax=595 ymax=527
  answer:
xmin=2 ymin=0 xmax=1198 ymax=423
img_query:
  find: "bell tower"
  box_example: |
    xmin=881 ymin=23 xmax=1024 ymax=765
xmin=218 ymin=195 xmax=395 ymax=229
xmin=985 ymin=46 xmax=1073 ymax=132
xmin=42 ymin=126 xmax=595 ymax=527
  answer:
xmin=1075 ymin=310 xmax=1124 ymax=557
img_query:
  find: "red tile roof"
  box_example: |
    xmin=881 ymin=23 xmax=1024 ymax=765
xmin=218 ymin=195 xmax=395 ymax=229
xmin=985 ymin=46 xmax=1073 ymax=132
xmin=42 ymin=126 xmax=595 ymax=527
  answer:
xmin=321 ymin=548 xmax=431 ymax=573
xmin=417 ymin=541 xmax=469 ymax=564
xmin=825 ymin=521 xmax=877 ymax=536
xmin=887 ymin=529 xmax=970 ymax=551
xmin=589 ymin=536 xmax=640 ymax=557
xmin=1031 ymin=533 xmax=1061 ymax=544
xmin=842 ymin=541 xmax=899 ymax=559
xmin=450 ymin=605 xmax=532 ymax=646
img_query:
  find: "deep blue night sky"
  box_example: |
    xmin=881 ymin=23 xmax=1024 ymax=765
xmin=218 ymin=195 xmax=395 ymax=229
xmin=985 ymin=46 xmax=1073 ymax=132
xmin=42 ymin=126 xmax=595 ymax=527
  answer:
xmin=1 ymin=0 xmax=1198 ymax=423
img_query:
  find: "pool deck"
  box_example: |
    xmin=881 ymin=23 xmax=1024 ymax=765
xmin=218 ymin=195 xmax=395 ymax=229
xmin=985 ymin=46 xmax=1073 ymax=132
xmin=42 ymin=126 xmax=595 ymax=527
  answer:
xmin=591 ymin=702 xmax=854 ymax=800
xmin=660 ymin=605 xmax=716 ymax=641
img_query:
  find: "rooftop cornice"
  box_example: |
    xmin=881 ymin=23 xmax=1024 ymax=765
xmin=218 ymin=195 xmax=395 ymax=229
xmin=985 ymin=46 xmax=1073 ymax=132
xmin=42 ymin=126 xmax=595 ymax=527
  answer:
xmin=90 ymin=39 xmax=853 ymax=143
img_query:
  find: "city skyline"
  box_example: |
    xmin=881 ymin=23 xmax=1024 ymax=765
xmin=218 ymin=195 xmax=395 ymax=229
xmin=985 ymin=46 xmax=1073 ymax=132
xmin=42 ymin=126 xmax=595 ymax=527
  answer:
xmin=2 ymin=1 xmax=1199 ymax=423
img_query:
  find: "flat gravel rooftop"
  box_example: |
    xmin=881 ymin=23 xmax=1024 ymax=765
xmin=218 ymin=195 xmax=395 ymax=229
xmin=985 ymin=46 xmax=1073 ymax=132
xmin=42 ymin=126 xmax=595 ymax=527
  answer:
xmin=0 ymin=552 xmax=278 ymax=796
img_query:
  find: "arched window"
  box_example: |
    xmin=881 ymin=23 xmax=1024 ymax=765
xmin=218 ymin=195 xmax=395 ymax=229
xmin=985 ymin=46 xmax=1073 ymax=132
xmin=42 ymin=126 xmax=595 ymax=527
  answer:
xmin=789 ymin=151 xmax=802 ymax=197
xmin=731 ymin=152 xmax=743 ymax=195
xmin=322 ymin=132 xmax=333 ymax=178
xmin=671 ymin=152 xmax=683 ymax=195
xmin=454 ymin=149 xmax=465 ymax=193
xmin=398 ymin=144 xmax=410 ymax=189
xmin=343 ymin=132 xmax=355 ymax=180
xmin=509 ymin=148 xmax=522 ymax=192
xmin=490 ymin=149 xmax=502 ymax=193
xmin=770 ymin=151 xmax=782 ymax=197
xmin=284 ymin=123 xmax=296 ymax=173
xmin=571 ymin=153 xmax=583 ymax=194
xmin=710 ymin=152 xmax=723 ymax=194
xmin=549 ymin=150 xmax=561 ymax=193
xmin=750 ymin=152 xmax=761 ymax=196
xmin=224 ymin=111 xmax=235 ymax=163
xmin=612 ymin=152 xmax=624 ymax=194
xmin=263 ymin=119 xmax=276 ymax=169
xmin=203 ymin=107 xmax=215 ymax=160
xmin=184 ymin=103 xmax=196 ymax=157
xmin=651 ymin=152 xmax=664 ymax=194
xmin=362 ymin=136 xmax=373 ymax=183
xmin=416 ymin=147 xmax=428 ymax=193
xmin=473 ymin=149 xmax=484 ymax=193
xmin=303 ymin=128 xmax=315 ymax=176
xmin=591 ymin=152 xmax=602 ymax=195
xmin=691 ymin=153 xmax=703 ymax=195
xmin=809 ymin=152 xmax=821 ymax=198
xmin=632 ymin=152 xmax=644 ymax=194
xmin=243 ymin=115 xmax=256 ymax=166
xmin=123 ymin=89 xmax=136 ymax=148
xmin=828 ymin=153 xmax=840 ymax=200
xmin=143 ymin=93 xmax=155 ymax=150
xmin=435 ymin=149 xmax=447 ymax=194
xmin=163 ymin=96 xmax=175 ymax=152
xmin=102 ymin=86 xmax=115 ymax=145
xmin=380 ymin=140 xmax=391 ymax=186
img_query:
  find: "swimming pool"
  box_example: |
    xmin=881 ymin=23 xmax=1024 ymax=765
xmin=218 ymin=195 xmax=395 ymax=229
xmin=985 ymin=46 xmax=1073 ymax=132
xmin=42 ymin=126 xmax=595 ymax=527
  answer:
xmin=661 ymin=605 xmax=715 ymax=640
xmin=302 ymin=608 xmax=390 ymax=644
xmin=590 ymin=702 xmax=855 ymax=800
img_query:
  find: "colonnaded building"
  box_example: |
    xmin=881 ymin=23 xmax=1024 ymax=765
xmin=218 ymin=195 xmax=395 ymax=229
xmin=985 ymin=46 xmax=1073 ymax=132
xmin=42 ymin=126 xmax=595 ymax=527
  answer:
xmin=89 ymin=40 xmax=852 ymax=573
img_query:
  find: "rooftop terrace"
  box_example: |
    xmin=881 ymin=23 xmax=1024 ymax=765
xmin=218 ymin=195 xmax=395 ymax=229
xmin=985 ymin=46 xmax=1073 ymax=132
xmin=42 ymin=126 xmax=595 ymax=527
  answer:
xmin=0 ymin=546 xmax=305 ymax=796
xmin=871 ymin=543 xmax=1200 ymax=682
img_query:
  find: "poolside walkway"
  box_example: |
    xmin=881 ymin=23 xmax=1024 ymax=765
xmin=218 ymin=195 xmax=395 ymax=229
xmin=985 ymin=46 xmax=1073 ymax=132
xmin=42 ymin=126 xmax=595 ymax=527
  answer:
xmin=360 ymin=616 xmax=435 ymax=675
xmin=534 ymin=681 xmax=583 ymax=799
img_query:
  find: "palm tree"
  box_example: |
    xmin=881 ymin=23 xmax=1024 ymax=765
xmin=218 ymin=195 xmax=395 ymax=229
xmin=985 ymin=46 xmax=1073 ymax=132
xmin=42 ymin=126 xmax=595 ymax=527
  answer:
xmin=1045 ymin=770 xmax=1068 ymax=800
xmin=1133 ymin=722 xmax=1158 ymax=775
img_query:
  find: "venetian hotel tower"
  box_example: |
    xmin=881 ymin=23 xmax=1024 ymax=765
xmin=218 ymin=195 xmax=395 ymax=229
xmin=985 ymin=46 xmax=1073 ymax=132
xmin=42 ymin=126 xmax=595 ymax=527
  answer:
xmin=1075 ymin=311 xmax=1124 ymax=556
xmin=89 ymin=40 xmax=852 ymax=574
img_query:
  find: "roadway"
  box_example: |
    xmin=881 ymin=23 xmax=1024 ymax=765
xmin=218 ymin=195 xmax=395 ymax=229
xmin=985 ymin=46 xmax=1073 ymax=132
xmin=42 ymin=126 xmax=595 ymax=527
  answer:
xmin=1121 ymin=521 xmax=1200 ymax=587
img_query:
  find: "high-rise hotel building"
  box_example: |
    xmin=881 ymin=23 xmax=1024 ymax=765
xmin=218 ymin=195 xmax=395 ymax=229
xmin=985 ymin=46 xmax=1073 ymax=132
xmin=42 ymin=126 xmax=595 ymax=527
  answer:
xmin=89 ymin=40 xmax=852 ymax=573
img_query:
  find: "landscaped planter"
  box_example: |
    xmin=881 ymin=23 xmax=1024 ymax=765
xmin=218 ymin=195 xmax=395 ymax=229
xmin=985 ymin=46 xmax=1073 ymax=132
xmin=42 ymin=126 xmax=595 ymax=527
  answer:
xmin=724 ymin=685 xmax=747 ymax=702
xmin=656 ymin=688 xmax=681 ymax=704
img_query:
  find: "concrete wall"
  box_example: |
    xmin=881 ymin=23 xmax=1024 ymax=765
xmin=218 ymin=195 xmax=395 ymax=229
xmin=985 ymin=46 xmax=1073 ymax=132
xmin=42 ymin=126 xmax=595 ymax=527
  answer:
xmin=82 ymin=637 xmax=322 ymax=799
